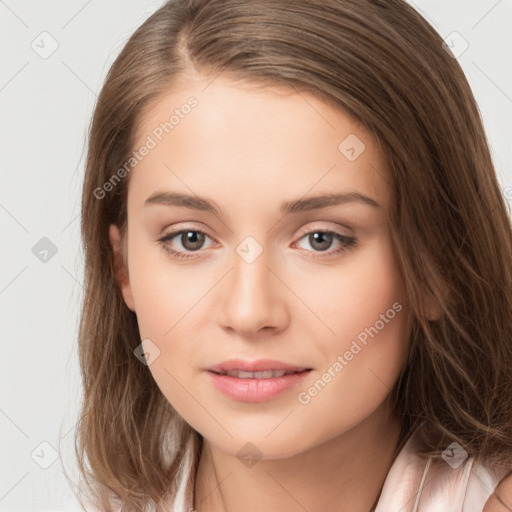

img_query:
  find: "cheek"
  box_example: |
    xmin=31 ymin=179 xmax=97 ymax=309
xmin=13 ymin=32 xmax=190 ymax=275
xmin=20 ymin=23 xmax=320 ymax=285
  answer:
xmin=292 ymin=239 xmax=409 ymax=416
xmin=127 ymin=238 xmax=203 ymax=336
xmin=303 ymin=243 xmax=409 ymax=423
xmin=126 ymin=240 xmax=216 ymax=399
xmin=297 ymin=237 xmax=408 ymax=352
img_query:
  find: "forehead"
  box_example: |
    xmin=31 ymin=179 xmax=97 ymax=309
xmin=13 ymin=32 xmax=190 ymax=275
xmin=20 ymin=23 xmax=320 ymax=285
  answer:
xmin=130 ymin=75 xmax=392 ymax=214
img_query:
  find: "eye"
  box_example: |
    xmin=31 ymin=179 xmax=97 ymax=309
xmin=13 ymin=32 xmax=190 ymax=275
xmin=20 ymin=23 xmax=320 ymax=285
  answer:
xmin=158 ymin=229 xmax=216 ymax=260
xmin=293 ymin=229 xmax=357 ymax=258
xmin=158 ymin=227 xmax=357 ymax=260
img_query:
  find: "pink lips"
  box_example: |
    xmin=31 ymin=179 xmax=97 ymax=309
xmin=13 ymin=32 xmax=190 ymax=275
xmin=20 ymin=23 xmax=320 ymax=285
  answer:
xmin=205 ymin=358 xmax=312 ymax=402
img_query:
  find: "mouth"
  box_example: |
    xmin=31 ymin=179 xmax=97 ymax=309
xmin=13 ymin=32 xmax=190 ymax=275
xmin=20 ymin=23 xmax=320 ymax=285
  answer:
xmin=205 ymin=366 xmax=312 ymax=402
xmin=206 ymin=358 xmax=312 ymax=374
xmin=209 ymin=369 xmax=310 ymax=379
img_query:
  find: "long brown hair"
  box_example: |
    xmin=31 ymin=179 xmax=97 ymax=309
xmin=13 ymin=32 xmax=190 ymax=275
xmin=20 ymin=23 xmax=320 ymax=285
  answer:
xmin=74 ymin=0 xmax=512 ymax=509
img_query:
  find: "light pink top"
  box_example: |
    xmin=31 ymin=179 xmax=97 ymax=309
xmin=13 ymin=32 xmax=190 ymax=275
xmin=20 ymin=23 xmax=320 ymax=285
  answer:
xmin=373 ymin=427 xmax=508 ymax=511
xmin=170 ymin=424 xmax=509 ymax=512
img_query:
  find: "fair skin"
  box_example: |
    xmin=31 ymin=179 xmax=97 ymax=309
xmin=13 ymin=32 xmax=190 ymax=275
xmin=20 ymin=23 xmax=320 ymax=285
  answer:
xmin=109 ymin=72 xmax=425 ymax=512
xmin=484 ymin=473 xmax=512 ymax=511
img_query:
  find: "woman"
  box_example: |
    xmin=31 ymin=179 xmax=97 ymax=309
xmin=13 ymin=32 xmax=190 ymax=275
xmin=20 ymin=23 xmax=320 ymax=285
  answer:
xmin=74 ymin=0 xmax=512 ymax=510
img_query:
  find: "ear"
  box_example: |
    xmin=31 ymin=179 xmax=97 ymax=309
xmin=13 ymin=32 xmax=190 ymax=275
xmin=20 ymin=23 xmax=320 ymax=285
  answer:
xmin=423 ymin=293 xmax=442 ymax=321
xmin=109 ymin=224 xmax=136 ymax=312
xmin=423 ymin=280 xmax=455 ymax=321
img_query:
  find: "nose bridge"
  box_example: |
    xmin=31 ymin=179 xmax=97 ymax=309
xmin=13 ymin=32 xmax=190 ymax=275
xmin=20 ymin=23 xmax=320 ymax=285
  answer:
xmin=219 ymin=234 xmax=286 ymax=335
xmin=233 ymin=240 xmax=272 ymax=299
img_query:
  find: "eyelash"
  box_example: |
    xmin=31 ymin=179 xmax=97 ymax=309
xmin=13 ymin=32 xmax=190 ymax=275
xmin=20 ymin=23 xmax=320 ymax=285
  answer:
xmin=158 ymin=227 xmax=357 ymax=260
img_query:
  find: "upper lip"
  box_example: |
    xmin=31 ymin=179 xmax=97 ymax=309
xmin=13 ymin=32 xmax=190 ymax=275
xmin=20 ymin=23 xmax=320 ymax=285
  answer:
xmin=206 ymin=359 xmax=312 ymax=373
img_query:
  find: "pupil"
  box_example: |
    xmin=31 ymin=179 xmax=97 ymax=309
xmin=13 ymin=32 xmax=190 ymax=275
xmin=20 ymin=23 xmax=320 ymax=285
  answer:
xmin=183 ymin=231 xmax=205 ymax=250
xmin=310 ymin=232 xmax=332 ymax=251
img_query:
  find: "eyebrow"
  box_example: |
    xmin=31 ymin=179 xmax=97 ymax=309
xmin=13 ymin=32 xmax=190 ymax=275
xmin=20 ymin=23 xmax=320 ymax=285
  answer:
xmin=144 ymin=190 xmax=381 ymax=215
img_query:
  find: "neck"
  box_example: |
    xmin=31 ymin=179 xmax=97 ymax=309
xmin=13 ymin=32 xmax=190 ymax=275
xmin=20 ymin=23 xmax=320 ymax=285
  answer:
xmin=193 ymin=400 xmax=402 ymax=512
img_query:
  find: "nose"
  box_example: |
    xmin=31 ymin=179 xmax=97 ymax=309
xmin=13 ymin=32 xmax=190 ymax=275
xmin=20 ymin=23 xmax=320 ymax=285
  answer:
xmin=217 ymin=245 xmax=289 ymax=338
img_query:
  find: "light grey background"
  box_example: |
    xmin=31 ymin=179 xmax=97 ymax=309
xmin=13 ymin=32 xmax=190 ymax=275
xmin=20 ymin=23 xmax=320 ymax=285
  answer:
xmin=1 ymin=1 xmax=511 ymax=510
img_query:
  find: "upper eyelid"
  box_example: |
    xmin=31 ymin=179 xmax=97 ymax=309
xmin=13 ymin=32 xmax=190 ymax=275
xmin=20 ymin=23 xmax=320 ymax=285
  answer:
xmin=295 ymin=221 xmax=353 ymax=238
xmin=160 ymin=220 xmax=353 ymax=238
xmin=159 ymin=227 xmax=218 ymax=244
xmin=159 ymin=225 xmax=354 ymax=247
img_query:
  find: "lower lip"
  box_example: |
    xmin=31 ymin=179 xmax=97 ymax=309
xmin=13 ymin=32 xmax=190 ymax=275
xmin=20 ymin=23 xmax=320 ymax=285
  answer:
xmin=206 ymin=370 xmax=311 ymax=402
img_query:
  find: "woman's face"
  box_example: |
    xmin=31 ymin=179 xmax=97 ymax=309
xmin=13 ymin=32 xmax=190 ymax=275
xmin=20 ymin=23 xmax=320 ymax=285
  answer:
xmin=110 ymin=74 xmax=410 ymax=458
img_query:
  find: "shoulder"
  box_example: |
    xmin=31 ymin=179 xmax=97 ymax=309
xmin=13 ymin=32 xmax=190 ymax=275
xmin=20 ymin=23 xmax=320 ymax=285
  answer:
xmin=403 ymin=455 xmax=511 ymax=511
xmin=376 ymin=430 xmax=511 ymax=512
xmin=483 ymin=471 xmax=512 ymax=511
